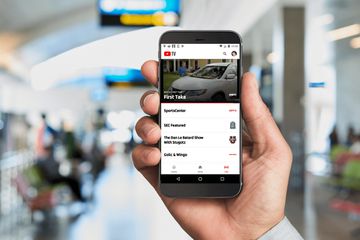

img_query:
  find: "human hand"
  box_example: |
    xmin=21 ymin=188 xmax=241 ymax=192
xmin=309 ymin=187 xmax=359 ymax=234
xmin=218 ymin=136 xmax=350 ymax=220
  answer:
xmin=132 ymin=60 xmax=293 ymax=239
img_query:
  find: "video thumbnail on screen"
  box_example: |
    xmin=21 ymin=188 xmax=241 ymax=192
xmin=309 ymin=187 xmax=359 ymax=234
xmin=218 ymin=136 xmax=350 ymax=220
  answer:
xmin=162 ymin=59 xmax=238 ymax=102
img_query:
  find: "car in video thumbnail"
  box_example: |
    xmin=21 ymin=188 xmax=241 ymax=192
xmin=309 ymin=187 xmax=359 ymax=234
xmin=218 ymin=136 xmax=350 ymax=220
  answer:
xmin=168 ymin=62 xmax=237 ymax=101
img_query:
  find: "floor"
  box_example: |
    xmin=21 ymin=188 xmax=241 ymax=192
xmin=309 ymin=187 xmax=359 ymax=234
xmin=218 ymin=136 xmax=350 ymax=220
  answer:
xmin=1 ymin=154 xmax=360 ymax=240
xmin=285 ymin=173 xmax=360 ymax=240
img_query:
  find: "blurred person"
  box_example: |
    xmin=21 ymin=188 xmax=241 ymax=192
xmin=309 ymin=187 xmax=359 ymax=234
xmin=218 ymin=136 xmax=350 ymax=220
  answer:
xmin=35 ymin=114 xmax=84 ymax=202
xmin=346 ymin=125 xmax=356 ymax=147
xmin=58 ymin=120 xmax=86 ymax=182
xmin=81 ymin=112 xmax=106 ymax=179
xmin=329 ymin=125 xmax=339 ymax=148
xmin=35 ymin=113 xmax=57 ymax=158
xmin=57 ymin=120 xmax=79 ymax=159
xmin=132 ymin=61 xmax=303 ymax=239
xmin=57 ymin=120 xmax=66 ymax=144
xmin=178 ymin=62 xmax=187 ymax=76
xmin=36 ymin=156 xmax=84 ymax=202
xmin=94 ymin=108 xmax=107 ymax=130
xmin=62 ymin=126 xmax=83 ymax=161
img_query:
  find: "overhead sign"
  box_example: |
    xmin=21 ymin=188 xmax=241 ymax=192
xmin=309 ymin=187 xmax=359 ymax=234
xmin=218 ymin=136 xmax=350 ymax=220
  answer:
xmin=104 ymin=67 xmax=149 ymax=87
xmin=99 ymin=0 xmax=181 ymax=26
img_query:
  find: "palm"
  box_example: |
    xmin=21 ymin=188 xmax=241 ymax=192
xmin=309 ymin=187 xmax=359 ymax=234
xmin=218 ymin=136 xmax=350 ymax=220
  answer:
xmin=161 ymin=140 xmax=289 ymax=239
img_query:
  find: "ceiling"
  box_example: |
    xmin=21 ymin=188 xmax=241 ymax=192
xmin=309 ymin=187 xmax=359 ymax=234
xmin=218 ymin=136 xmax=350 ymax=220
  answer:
xmin=0 ymin=0 xmax=280 ymax=84
xmin=0 ymin=0 xmax=277 ymax=78
xmin=1 ymin=0 xmax=357 ymax=63
xmin=0 ymin=0 xmax=93 ymax=32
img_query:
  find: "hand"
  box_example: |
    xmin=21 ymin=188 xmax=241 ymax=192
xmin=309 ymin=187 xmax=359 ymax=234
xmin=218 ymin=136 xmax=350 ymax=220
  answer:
xmin=132 ymin=60 xmax=293 ymax=239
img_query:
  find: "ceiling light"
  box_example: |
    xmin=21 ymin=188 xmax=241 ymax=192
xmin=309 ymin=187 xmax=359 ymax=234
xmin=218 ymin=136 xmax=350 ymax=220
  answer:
xmin=350 ymin=37 xmax=360 ymax=49
xmin=328 ymin=24 xmax=360 ymax=41
xmin=266 ymin=52 xmax=280 ymax=64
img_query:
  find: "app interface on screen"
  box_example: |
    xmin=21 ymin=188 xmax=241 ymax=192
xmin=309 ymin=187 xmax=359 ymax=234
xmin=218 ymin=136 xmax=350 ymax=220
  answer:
xmin=160 ymin=43 xmax=240 ymax=179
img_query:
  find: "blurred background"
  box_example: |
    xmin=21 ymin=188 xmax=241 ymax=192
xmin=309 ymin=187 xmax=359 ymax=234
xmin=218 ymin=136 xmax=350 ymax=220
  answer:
xmin=0 ymin=0 xmax=359 ymax=239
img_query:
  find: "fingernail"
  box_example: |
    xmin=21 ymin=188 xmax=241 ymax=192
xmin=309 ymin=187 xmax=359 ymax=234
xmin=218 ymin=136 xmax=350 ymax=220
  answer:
xmin=143 ymin=93 xmax=155 ymax=106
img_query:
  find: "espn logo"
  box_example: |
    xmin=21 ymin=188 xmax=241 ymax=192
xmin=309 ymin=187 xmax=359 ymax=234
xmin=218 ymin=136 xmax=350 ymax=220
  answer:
xmin=164 ymin=51 xmax=176 ymax=57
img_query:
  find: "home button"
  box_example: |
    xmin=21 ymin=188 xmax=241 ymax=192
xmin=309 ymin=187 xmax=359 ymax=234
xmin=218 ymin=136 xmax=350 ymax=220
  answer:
xmin=198 ymin=177 xmax=203 ymax=182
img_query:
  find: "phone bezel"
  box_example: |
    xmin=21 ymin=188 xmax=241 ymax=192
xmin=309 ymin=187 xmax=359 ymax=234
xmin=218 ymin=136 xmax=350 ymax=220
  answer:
xmin=158 ymin=30 xmax=243 ymax=198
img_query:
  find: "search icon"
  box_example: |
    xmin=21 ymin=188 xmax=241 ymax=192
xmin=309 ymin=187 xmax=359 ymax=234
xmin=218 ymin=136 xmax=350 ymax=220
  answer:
xmin=223 ymin=52 xmax=227 ymax=55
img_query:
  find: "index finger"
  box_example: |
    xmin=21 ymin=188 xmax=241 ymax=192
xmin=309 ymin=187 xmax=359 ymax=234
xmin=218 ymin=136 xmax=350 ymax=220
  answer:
xmin=141 ymin=60 xmax=158 ymax=87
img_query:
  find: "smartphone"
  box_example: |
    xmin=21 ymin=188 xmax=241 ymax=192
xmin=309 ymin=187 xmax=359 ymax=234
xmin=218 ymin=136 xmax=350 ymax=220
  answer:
xmin=158 ymin=31 xmax=242 ymax=198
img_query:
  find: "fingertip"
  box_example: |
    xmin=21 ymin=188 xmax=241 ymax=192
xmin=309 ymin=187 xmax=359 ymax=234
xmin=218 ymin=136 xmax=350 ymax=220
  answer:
xmin=132 ymin=145 xmax=160 ymax=170
xmin=143 ymin=92 xmax=160 ymax=115
xmin=146 ymin=147 xmax=161 ymax=165
xmin=141 ymin=60 xmax=159 ymax=86
xmin=242 ymin=72 xmax=258 ymax=90
xmin=241 ymin=72 xmax=284 ymax=149
xmin=243 ymin=72 xmax=255 ymax=79
xmin=135 ymin=116 xmax=160 ymax=144
xmin=241 ymin=72 xmax=261 ymax=110
xmin=144 ymin=126 xmax=161 ymax=144
xmin=241 ymin=71 xmax=272 ymax=129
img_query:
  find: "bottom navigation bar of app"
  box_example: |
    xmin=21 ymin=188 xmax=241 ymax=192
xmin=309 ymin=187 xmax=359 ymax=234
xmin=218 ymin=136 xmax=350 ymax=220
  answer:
xmin=161 ymin=174 xmax=241 ymax=183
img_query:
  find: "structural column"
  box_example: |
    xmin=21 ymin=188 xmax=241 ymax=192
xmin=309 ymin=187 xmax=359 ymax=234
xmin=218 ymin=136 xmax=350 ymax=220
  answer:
xmin=282 ymin=7 xmax=305 ymax=190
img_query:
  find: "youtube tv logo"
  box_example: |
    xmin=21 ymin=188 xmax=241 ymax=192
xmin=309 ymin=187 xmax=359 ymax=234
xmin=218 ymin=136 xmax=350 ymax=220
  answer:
xmin=163 ymin=51 xmax=176 ymax=57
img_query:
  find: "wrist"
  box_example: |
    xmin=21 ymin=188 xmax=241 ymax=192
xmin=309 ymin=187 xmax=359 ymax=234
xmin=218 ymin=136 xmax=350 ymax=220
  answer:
xmin=230 ymin=214 xmax=285 ymax=240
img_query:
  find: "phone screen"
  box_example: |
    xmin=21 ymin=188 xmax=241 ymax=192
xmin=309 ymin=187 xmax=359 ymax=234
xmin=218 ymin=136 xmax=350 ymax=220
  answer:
xmin=160 ymin=43 xmax=241 ymax=184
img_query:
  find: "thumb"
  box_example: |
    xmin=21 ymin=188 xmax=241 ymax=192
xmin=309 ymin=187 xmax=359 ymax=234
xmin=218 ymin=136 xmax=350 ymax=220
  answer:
xmin=241 ymin=73 xmax=287 ymax=155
